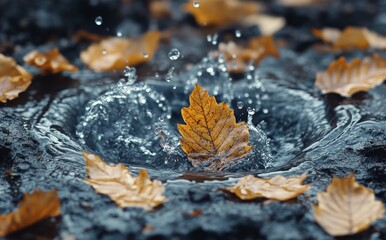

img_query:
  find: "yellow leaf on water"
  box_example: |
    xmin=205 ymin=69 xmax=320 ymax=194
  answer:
xmin=313 ymin=27 xmax=386 ymax=50
xmin=80 ymin=31 xmax=161 ymax=72
xmin=315 ymin=54 xmax=386 ymax=97
xmin=178 ymin=84 xmax=252 ymax=170
xmin=218 ymin=35 xmax=279 ymax=73
xmin=225 ymin=175 xmax=310 ymax=201
xmin=23 ymin=48 xmax=78 ymax=74
xmin=83 ymin=152 xmax=166 ymax=210
xmin=182 ymin=0 xmax=261 ymax=27
xmin=0 ymin=190 xmax=61 ymax=237
xmin=313 ymin=174 xmax=384 ymax=236
xmin=0 ymin=54 xmax=32 ymax=103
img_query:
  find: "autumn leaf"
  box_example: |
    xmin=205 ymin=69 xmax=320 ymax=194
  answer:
xmin=277 ymin=0 xmax=330 ymax=7
xmin=178 ymin=84 xmax=252 ymax=170
xmin=149 ymin=0 xmax=171 ymax=19
xmin=225 ymin=175 xmax=310 ymax=201
xmin=80 ymin=31 xmax=161 ymax=72
xmin=217 ymin=35 xmax=279 ymax=73
xmin=0 ymin=54 xmax=32 ymax=103
xmin=243 ymin=15 xmax=285 ymax=35
xmin=83 ymin=152 xmax=166 ymax=210
xmin=313 ymin=27 xmax=386 ymax=50
xmin=24 ymin=48 xmax=78 ymax=74
xmin=315 ymin=54 xmax=386 ymax=97
xmin=313 ymin=174 xmax=384 ymax=236
xmin=0 ymin=190 xmax=61 ymax=237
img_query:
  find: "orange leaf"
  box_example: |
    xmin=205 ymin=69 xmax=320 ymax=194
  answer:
xmin=225 ymin=175 xmax=310 ymax=201
xmin=178 ymin=84 xmax=252 ymax=170
xmin=244 ymin=15 xmax=285 ymax=35
xmin=0 ymin=54 xmax=32 ymax=103
xmin=313 ymin=174 xmax=384 ymax=236
xmin=83 ymin=152 xmax=166 ymax=210
xmin=182 ymin=0 xmax=261 ymax=27
xmin=312 ymin=27 xmax=386 ymax=50
xmin=218 ymin=36 xmax=279 ymax=73
xmin=80 ymin=31 xmax=161 ymax=72
xmin=0 ymin=190 xmax=61 ymax=237
xmin=149 ymin=0 xmax=171 ymax=19
xmin=315 ymin=54 xmax=386 ymax=97
xmin=24 ymin=48 xmax=78 ymax=74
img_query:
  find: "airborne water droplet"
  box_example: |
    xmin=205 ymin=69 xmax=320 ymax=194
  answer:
xmin=95 ymin=16 xmax=103 ymax=25
xmin=143 ymin=52 xmax=149 ymax=58
xmin=237 ymin=101 xmax=244 ymax=109
xmin=193 ymin=1 xmax=200 ymax=7
xmin=235 ymin=30 xmax=242 ymax=38
xmin=168 ymin=48 xmax=180 ymax=61
xmin=101 ymin=49 xmax=107 ymax=55
xmin=165 ymin=67 xmax=175 ymax=82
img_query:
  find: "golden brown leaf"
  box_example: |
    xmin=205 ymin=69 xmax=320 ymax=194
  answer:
xmin=80 ymin=31 xmax=161 ymax=72
xmin=313 ymin=27 xmax=386 ymax=50
xmin=313 ymin=174 xmax=384 ymax=236
xmin=0 ymin=190 xmax=61 ymax=237
xmin=83 ymin=152 xmax=166 ymax=210
xmin=24 ymin=48 xmax=78 ymax=74
xmin=149 ymin=0 xmax=171 ymax=19
xmin=244 ymin=15 xmax=285 ymax=35
xmin=225 ymin=175 xmax=310 ymax=201
xmin=218 ymin=36 xmax=279 ymax=73
xmin=178 ymin=84 xmax=252 ymax=170
xmin=315 ymin=54 xmax=386 ymax=97
xmin=73 ymin=29 xmax=109 ymax=42
xmin=0 ymin=54 xmax=32 ymax=103
xmin=182 ymin=0 xmax=261 ymax=27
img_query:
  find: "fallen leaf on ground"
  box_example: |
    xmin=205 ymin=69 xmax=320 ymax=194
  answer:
xmin=244 ymin=15 xmax=285 ymax=35
xmin=183 ymin=0 xmax=260 ymax=27
xmin=0 ymin=190 xmax=61 ymax=237
xmin=313 ymin=174 xmax=384 ymax=236
xmin=315 ymin=54 xmax=386 ymax=97
xmin=149 ymin=0 xmax=171 ymax=19
xmin=80 ymin=31 xmax=161 ymax=72
xmin=83 ymin=152 xmax=166 ymax=210
xmin=178 ymin=84 xmax=252 ymax=170
xmin=0 ymin=54 xmax=32 ymax=103
xmin=24 ymin=48 xmax=78 ymax=74
xmin=277 ymin=0 xmax=330 ymax=7
xmin=225 ymin=175 xmax=310 ymax=201
xmin=217 ymin=35 xmax=279 ymax=73
xmin=313 ymin=27 xmax=386 ymax=50
xmin=73 ymin=29 xmax=109 ymax=42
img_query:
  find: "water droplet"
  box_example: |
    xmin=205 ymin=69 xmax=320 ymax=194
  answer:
xmin=116 ymin=31 xmax=122 ymax=37
xmin=263 ymin=109 xmax=269 ymax=114
xmin=154 ymin=72 xmax=159 ymax=78
xmin=143 ymin=52 xmax=149 ymax=58
xmin=247 ymin=107 xmax=255 ymax=116
xmin=193 ymin=1 xmax=200 ymax=7
xmin=165 ymin=67 xmax=175 ymax=82
xmin=123 ymin=66 xmax=137 ymax=84
xmin=168 ymin=48 xmax=180 ymax=60
xmin=95 ymin=16 xmax=103 ymax=25
xmin=101 ymin=49 xmax=107 ymax=55
xmin=237 ymin=101 xmax=244 ymax=109
xmin=235 ymin=30 xmax=242 ymax=38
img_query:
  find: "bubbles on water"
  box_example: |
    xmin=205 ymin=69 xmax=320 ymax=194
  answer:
xmin=193 ymin=1 xmax=200 ymax=7
xmin=95 ymin=16 xmax=103 ymax=25
xmin=123 ymin=66 xmax=137 ymax=84
xmin=237 ymin=101 xmax=244 ymax=109
xmin=165 ymin=67 xmax=175 ymax=82
xmin=116 ymin=31 xmax=122 ymax=37
xmin=168 ymin=48 xmax=180 ymax=60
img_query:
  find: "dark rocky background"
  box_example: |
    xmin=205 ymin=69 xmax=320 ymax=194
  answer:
xmin=1 ymin=0 xmax=386 ymax=239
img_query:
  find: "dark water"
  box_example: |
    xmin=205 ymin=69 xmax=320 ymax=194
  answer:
xmin=2 ymin=0 xmax=386 ymax=239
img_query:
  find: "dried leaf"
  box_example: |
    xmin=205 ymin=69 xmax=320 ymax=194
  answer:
xmin=218 ymin=36 xmax=279 ymax=73
xmin=225 ymin=175 xmax=310 ymax=201
xmin=0 ymin=190 xmax=61 ymax=237
xmin=313 ymin=174 xmax=384 ymax=236
xmin=24 ymin=48 xmax=78 ymax=74
xmin=244 ymin=15 xmax=285 ymax=35
xmin=73 ymin=29 xmax=108 ymax=42
xmin=313 ymin=27 xmax=386 ymax=50
xmin=183 ymin=0 xmax=261 ymax=27
xmin=149 ymin=0 xmax=171 ymax=19
xmin=178 ymin=84 xmax=252 ymax=170
xmin=80 ymin=31 xmax=161 ymax=72
xmin=315 ymin=54 xmax=386 ymax=97
xmin=83 ymin=152 xmax=166 ymax=210
xmin=0 ymin=54 xmax=32 ymax=103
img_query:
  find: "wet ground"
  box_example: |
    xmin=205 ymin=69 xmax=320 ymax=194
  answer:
xmin=2 ymin=0 xmax=386 ymax=239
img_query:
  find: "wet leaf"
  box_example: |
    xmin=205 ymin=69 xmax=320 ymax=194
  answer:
xmin=313 ymin=174 xmax=384 ymax=236
xmin=183 ymin=0 xmax=261 ymax=27
xmin=217 ymin=36 xmax=279 ymax=73
xmin=83 ymin=152 xmax=166 ymax=210
xmin=24 ymin=48 xmax=78 ymax=74
xmin=149 ymin=0 xmax=171 ymax=19
xmin=80 ymin=31 xmax=161 ymax=72
xmin=244 ymin=15 xmax=285 ymax=35
xmin=73 ymin=29 xmax=108 ymax=42
xmin=0 ymin=190 xmax=61 ymax=237
xmin=277 ymin=0 xmax=330 ymax=7
xmin=225 ymin=175 xmax=310 ymax=201
xmin=0 ymin=54 xmax=32 ymax=103
xmin=178 ymin=84 xmax=252 ymax=170
xmin=315 ymin=54 xmax=386 ymax=97
xmin=313 ymin=27 xmax=386 ymax=50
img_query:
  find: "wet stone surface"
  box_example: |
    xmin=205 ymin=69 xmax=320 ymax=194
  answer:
xmin=2 ymin=0 xmax=386 ymax=239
